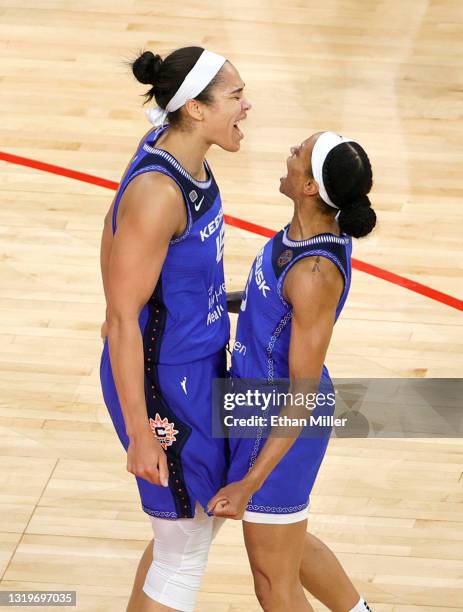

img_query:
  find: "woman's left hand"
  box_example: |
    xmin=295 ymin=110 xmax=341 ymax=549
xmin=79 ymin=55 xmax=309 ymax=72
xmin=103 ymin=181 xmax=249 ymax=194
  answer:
xmin=207 ymin=479 xmax=255 ymax=520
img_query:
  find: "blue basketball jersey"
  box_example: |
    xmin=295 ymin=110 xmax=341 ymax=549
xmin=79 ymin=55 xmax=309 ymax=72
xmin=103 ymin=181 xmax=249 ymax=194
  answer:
xmin=112 ymin=126 xmax=230 ymax=365
xmin=231 ymin=226 xmax=352 ymax=381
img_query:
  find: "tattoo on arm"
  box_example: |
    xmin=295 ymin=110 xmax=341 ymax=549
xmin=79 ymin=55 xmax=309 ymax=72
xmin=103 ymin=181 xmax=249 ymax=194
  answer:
xmin=312 ymin=256 xmax=321 ymax=273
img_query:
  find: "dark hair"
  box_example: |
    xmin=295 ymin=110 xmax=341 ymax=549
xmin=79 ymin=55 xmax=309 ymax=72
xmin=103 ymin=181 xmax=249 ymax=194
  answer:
xmin=131 ymin=47 xmax=223 ymax=127
xmin=321 ymin=142 xmax=376 ymax=238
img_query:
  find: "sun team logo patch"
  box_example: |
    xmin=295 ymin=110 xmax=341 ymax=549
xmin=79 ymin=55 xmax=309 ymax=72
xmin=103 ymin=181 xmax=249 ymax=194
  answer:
xmin=277 ymin=249 xmax=293 ymax=267
xmin=149 ymin=413 xmax=179 ymax=449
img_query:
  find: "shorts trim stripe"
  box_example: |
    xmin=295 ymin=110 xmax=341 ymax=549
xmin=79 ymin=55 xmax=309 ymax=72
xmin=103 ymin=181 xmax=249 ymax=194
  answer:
xmin=243 ymin=506 xmax=309 ymax=524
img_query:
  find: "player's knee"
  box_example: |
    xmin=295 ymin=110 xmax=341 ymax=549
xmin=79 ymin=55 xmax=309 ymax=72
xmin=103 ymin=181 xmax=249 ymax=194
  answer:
xmin=252 ymin=567 xmax=297 ymax=610
xmin=254 ymin=583 xmax=297 ymax=611
xmin=254 ymin=583 xmax=271 ymax=609
xmin=252 ymin=570 xmax=271 ymax=610
xmin=142 ymin=506 xmax=214 ymax=611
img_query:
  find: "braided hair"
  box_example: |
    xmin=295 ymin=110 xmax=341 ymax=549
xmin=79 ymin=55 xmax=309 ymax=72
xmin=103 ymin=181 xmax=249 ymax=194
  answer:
xmin=322 ymin=142 xmax=376 ymax=238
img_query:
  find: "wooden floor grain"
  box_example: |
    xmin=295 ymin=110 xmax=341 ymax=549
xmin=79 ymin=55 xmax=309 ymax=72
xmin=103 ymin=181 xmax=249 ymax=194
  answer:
xmin=1 ymin=1 xmax=462 ymax=610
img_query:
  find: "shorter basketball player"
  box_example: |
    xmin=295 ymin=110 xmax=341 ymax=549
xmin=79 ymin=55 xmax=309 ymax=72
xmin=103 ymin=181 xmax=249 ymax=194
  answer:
xmin=210 ymin=132 xmax=376 ymax=611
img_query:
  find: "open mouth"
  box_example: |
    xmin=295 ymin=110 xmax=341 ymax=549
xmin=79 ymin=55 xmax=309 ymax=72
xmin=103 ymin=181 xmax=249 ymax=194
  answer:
xmin=233 ymin=117 xmax=245 ymax=139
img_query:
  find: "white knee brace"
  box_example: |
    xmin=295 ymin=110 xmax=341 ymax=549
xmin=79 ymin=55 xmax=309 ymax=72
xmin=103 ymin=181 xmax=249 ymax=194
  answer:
xmin=143 ymin=504 xmax=224 ymax=611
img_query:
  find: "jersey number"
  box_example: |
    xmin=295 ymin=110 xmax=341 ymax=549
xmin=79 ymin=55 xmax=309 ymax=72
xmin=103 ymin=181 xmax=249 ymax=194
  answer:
xmin=216 ymin=225 xmax=225 ymax=262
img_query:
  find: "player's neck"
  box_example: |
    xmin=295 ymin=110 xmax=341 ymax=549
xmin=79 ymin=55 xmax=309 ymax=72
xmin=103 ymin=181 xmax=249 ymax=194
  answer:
xmin=155 ymin=129 xmax=210 ymax=181
xmin=288 ymin=198 xmax=339 ymax=240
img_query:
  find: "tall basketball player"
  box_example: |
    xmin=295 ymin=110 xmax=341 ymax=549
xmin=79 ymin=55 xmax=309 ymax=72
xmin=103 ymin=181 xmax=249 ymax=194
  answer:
xmin=209 ymin=132 xmax=376 ymax=612
xmin=99 ymin=47 xmax=251 ymax=611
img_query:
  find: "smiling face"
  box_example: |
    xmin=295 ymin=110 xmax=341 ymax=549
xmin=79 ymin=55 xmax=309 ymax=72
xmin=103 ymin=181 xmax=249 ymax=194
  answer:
xmin=279 ymin=132 xmax=323 ymax=199
xmin=196 ymin=62 xmax=252 ymax=152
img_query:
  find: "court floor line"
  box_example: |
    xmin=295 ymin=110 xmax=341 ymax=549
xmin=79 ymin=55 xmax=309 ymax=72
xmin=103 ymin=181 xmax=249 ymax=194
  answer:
xmin=1 ymin=150 xmax=462 ymax=313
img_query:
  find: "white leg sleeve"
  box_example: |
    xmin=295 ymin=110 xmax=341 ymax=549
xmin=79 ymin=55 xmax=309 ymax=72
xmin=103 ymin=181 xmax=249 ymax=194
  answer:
xmin=211 ymin=516 xmax=225 ymax=540
xmin=143 ymin=504 xmax=218 ymax=612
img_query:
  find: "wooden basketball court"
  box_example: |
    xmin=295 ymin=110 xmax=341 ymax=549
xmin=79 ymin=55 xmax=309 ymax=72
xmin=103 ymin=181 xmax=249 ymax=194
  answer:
xmin=1 ymin=1 xmax=462 ymax=610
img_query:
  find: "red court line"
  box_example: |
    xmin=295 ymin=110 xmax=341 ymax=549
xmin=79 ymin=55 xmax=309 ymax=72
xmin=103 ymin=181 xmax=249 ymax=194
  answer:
xmin=1 ymin=150 xmax=462 ymax=312
xmin=0 ymin=151 xmax=119 ymax=191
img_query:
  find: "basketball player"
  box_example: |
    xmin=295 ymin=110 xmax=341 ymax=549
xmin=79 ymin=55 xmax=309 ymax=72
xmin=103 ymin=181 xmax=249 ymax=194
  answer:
xmin=209 ymin=132 xmax=376 ymax=611
xmin=99 ymin=46 xmax=251 ymax=611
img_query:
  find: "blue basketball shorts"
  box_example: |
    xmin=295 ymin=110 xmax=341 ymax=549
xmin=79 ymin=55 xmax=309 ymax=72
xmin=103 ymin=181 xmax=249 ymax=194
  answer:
xmin=227 ymin=377 xmax=335 ymax=524
xmin=100 ymin=342 xmax=228 ymax=519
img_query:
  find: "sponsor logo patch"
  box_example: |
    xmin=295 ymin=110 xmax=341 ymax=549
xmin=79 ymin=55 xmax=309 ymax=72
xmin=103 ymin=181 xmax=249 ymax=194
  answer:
xmin=200 ymin=208 xmax=224 ymax=242
xmin=255 ymin=248 xmax=270 ymax=297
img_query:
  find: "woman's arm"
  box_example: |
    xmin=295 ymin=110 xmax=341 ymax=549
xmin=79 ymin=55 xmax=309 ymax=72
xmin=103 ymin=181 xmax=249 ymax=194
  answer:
xmin=100 ymin=129 xmax=158 ymax=340
xmin=106 ymin=171 xmax=185 ymax=486
xmin=209 ymin=255 xmax=343 ymax=517
xmin=242 ymin=256 xmax=343 ymax=490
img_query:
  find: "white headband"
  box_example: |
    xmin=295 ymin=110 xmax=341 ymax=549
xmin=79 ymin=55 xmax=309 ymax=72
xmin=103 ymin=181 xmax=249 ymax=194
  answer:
xmin=311 ymin=131 xmax=354 ymax=210
xmin=145 ymin=50 xmax=227 ymax=127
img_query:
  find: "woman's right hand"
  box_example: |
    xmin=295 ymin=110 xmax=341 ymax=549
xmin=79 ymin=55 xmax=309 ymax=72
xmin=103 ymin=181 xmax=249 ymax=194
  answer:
xmin=127 ymin=429 xmax=169 ymax=487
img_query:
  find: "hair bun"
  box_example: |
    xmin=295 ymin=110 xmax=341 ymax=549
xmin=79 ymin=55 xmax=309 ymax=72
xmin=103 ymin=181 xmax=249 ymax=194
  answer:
xmin=132 ymin=51 xmax=163 ymax=85
xmin=338 ymin=196 xmax=377 ymax=238
xmin=355 ymin=195 xmax=371 ymax=209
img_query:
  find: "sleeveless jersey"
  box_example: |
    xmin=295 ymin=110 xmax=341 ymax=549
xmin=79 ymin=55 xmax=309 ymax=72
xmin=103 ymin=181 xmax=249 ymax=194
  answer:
xmin=231 ymin=226 xmax=352 ymax=381
xmin=112 ymin=126 xmax=230 ymax=365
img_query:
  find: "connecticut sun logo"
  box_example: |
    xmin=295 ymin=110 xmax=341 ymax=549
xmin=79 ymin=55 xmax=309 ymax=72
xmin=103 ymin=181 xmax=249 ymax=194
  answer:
xmin=149 ymin=413 xmax=179 ymax=449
